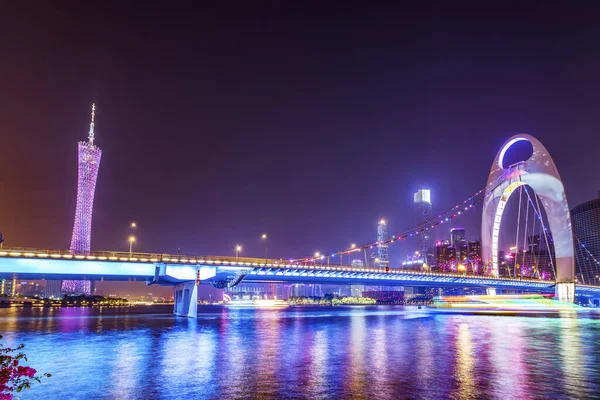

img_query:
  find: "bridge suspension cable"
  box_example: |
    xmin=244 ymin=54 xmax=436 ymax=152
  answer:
xmin=290 ymin=168 xmax=514 ymax=265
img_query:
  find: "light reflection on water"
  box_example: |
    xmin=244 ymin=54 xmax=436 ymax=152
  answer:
xmin=0 ymin=306 xmax=599 ymax=399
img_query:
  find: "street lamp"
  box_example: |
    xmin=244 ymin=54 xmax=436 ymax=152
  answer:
xmin=261 ymin=234 xmax=268 ymax=263
xmin=131 ymin=222 xmax=137 ymax=228
xmin=128 ymin=236 xmax=136 ymax=255
xmin=236 ymin=245 xmax=242 ymax=260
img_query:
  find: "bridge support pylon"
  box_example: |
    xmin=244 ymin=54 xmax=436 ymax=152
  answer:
xmin=173 ymin=281 xmax=198 ymax=318
xmin=555 ymin=282 xmax=575 ymax=303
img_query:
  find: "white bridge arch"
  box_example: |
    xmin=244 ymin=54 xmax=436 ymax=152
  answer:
xmin=481 ymin=134 xmax=575 ymax=301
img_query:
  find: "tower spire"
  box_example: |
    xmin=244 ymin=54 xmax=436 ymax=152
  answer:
xmin=88 ymin=103 xmax=96 ymax=145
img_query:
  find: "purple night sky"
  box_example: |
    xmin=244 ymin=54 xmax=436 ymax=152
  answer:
xmin=1 ymin=2 xmax=599 ymax=297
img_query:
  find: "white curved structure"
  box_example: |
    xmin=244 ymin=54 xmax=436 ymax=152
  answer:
xmin=481 ymin=134 xmax=575 ymax=301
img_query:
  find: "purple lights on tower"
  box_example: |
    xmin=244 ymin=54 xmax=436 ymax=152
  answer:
xmin=63 ymin=104 xmax=102 ymax=295
xmin=69 ymin=141 xmax=101 ymax=254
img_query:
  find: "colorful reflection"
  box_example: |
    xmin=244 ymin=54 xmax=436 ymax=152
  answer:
xmin=0 ymin=305 xmax=597 ymax=399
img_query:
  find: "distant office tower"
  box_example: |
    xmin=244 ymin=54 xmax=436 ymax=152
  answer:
xmin=304 ymin=284 xmax=322 ymax=297
xmin=44 ymin=280 xmax=63 ymax=299
xmin=497 ymin=250 xmax=511 ymax=277
xmin=350 ymin=285 xmax=365 ymax=297
xmin=571 ymin=192 xmax=600 ymax=285
xmin=292 ymin=284 xmax=305 ymax=297
xmin=63 ymin=104 xmax=102 ymax=295
xmin=434 ymin=240 xmax=454 ymax=270
xmin=414 ymin=189 xmax=433 ymax=255
xmin=0 ymin=278 xmax=17 ymax=297
xmin=376 ymin=219 xmax=389 ymax=268
xmin=450 ymin=228 xmax=466 ymax=247
xmin=467 ymin=241 xmax=481 ymax=258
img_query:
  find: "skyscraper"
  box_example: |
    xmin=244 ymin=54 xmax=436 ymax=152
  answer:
xmin=571 ymin=192 xmax=600 ymax=285
xmin=414 ymin=189 xmax=433 ymax=257
xmin=450 ymin=228 xmax=466 ymax=247
xmin=63 ymin=104 xmax=102 ymax=295
xmin=376 ymin=219 xmax=389 ymax=269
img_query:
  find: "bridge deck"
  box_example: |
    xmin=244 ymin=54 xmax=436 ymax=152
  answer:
xmin=1 ymin=248 xmax=599 ymax=295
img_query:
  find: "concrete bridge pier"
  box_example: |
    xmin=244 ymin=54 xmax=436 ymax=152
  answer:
xmin=173 ymin=281 xmax=198 ymax=318
xmin=555 ymin=282 xmax=575 ymax=303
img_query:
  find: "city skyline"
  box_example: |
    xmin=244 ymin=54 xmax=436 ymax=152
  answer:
xmin=2 ymin=3 xmax=600 ymax=297
xmin=2 ymin=4 xmax=600 ymax=400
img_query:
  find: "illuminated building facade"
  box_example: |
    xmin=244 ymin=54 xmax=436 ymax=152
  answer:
xmin=414 ymin=189 xmax=433 ymax=257
xmin=571 ymin=193 xmax=600 ymax=285
xmin=0 ymin=278 xmax=17 ymax=297
xmin=467 ymin=241 xmax=481 ymax=258
xmin=376 ymin=219 xmax=389 ymax=269
xmin=450 ymin=228 xmax=466 ymax=247
xmin=45 ymin=280 xmax=63 ymax=299
xmin=63 ymin=104 xmax=102 ymax=295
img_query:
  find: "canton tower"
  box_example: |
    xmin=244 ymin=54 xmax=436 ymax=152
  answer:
xmin=62 ymin=104 xmax=102 ymax=295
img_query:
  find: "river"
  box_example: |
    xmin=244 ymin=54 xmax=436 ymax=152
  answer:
xmin=1 ymin=305 xmax=599 ymax=399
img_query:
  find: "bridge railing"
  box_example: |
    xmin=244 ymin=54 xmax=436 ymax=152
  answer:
xmin=2 ymin=247 xmax=595 ymax=287
xmin=0 ymin=247 xmax=289 ymax=265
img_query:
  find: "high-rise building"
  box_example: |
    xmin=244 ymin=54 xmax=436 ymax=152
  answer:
xmin=63 ymin=104 xmax=102 ymax=295
xmin=434 ymin=240 xmax=455 ymax=270
xmin=450 ymin=228 xmax=466 ymax=247
xmin=571 ymin=192 xmax=600 ymax=285
xmin=376 ymin=219 xmax=389 ymax=269
xmin=0 ymin=278 xmax=17 ymax=297
xmin=467 ymin=241 xmax=481 ymax=258
xmin=292 ymin=284 xmax=305 ymax=297
xmin=414 ymin=189 xmax=433 ymax=257
xmin=44 ymin=280 xmax=63 ymax=299
xmin=350 ymin=286 xmax=364 ymax=297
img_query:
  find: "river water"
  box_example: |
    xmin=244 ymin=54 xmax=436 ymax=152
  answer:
xmin=1 ymin=305 xmax=599 ymax=399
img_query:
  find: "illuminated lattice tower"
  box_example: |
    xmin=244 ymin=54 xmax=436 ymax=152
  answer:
xmin=376 ymin=219 xmax=389 ymax=268
xmin=63 ymin=104 xmax=101 ymax=295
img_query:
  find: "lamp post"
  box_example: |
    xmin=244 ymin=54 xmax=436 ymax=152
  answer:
xmin=261 ymin=234 xmax=268 ymax=263
xmin=236 ymin=245 xmax=242 ymax=260
xmin=128 ymin=236 xmax=136 ymax=255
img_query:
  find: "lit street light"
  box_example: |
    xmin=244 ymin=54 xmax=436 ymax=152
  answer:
xmin=261 ymin=234 xmax=268 ymax=263
xmin=236 ymin=245 xmax=242 ymax=260
xmin=131 ymin=222 xmax=137 ymax=228
xmin=128 ymin=236 xmax=136 ymax=255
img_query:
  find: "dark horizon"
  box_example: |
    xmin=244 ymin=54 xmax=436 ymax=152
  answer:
xmin=2 ymin=3 xmax=600 ymax=296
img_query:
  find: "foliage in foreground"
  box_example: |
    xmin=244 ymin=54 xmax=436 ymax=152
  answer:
xmin=0 ymin=335 xmax=50 ymax=399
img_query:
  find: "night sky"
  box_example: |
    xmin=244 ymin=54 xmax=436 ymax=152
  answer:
xmin=1 ymin=2 xmax=600 ymax=297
